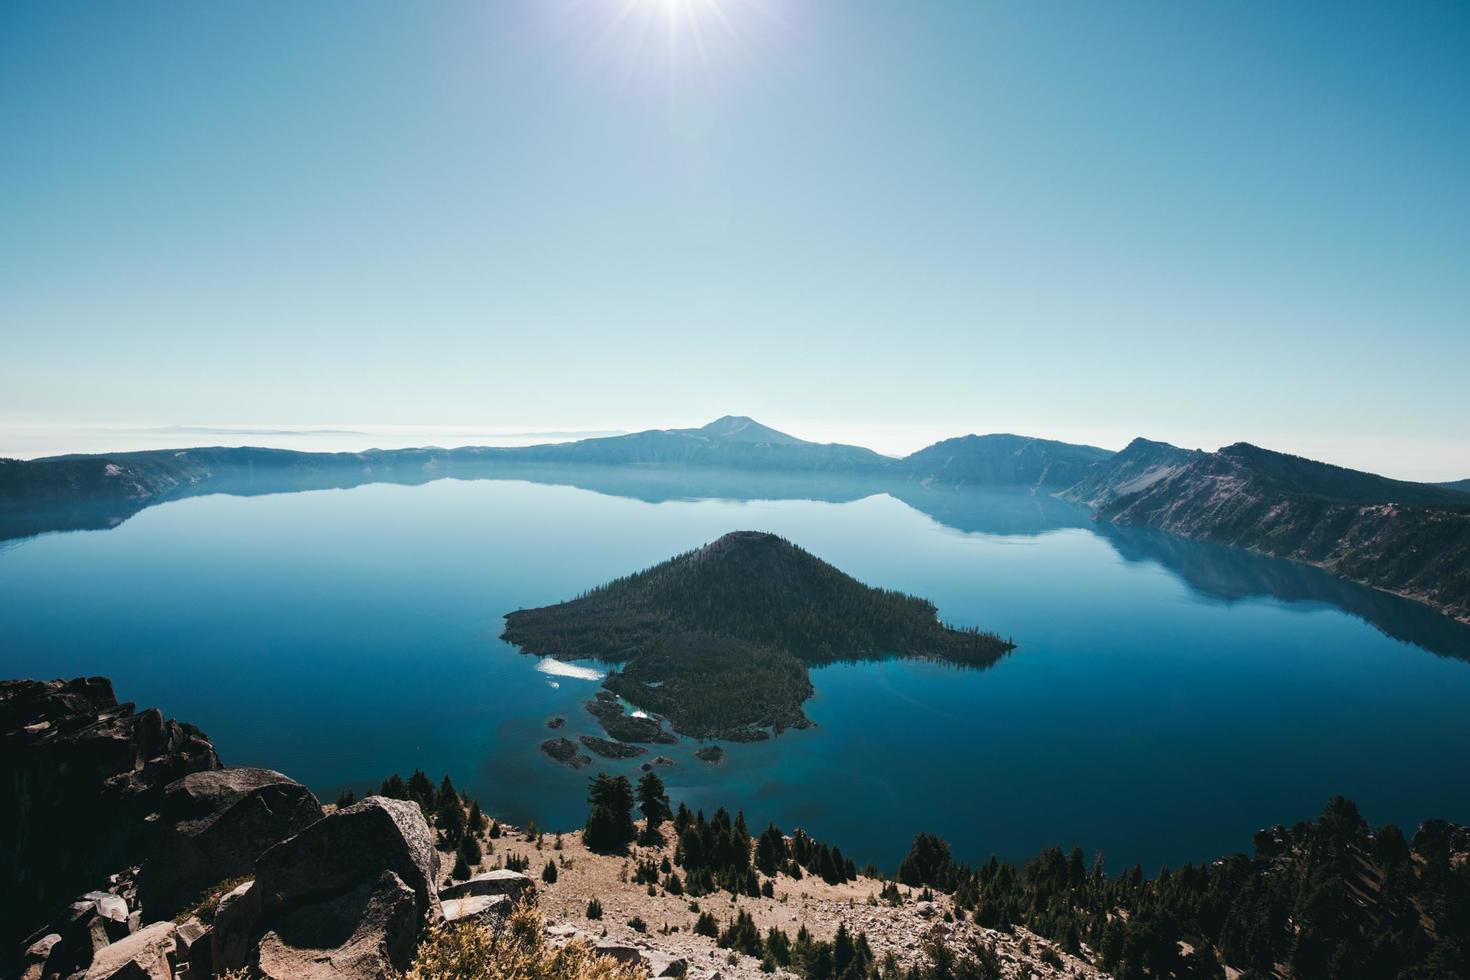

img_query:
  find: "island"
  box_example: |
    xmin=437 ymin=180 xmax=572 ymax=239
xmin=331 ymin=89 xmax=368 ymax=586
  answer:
xmin=578 ymin=734 xmax=646 ymax=759
xmin=539 ymin=737 xmax=590 ymax=769
xmin=502 ymin=531 xmax=1014 ymax=741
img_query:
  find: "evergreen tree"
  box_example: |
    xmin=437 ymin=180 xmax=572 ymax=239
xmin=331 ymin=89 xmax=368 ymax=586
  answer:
xmin=584 ymin=772 xmax=637 ymax=853
xmin=637 ymin=771 xmax=671 ymax=831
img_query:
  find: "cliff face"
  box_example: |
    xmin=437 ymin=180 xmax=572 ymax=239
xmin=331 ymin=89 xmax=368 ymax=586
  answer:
xmin=0 ymin=678 xmax=220 ymax=946
xmin=1058 ymin=437 xmax=1203 ymax=508
xmin=1087 ymin=444 xmax=1470 ymax=623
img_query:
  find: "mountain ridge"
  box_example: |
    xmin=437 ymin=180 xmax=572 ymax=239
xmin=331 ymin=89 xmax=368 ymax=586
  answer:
xmin=5 ymin=417 xmax=1469 ymax=624
xmin=1071 ymin=440 xmax=1470 ymax=623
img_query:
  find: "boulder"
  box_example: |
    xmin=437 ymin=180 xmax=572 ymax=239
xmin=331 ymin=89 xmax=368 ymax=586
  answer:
xmin=593 ymin=941 xmax=645 ymax=966
xmin=29 ymin=899 xmax=116 ymax=978
xmin=20 ymin=933 xmax=61 ymax=980
xmin=254 ymin=871 xmax=419 ymax=980
xmin=82 ymin=921 xmax=176 ymax=980
xmin=213 ymin=797 xmax=440 ymax=978
xmin=137 ymin=766 xmax=323 ymax=921
xmin=443 ymin=894 xmax=512 ymax=929
xmin=647 ymin=952 xmax=689 ymax=977
xmin=173 ymin=916 xmax=207 ymax=960
xmin=209 ymin=880 xmax=259 ymax=972
xmin=439 ymin=869 xmax=534 ymax=904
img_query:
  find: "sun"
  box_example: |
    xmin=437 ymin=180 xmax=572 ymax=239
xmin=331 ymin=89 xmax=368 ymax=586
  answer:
xmin=589 ymin=0 xmax=769 ymax=78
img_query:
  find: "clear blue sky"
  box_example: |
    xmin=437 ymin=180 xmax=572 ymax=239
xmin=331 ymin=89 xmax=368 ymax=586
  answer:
xmin=2 ymin=1 xmax=1467 ymax=478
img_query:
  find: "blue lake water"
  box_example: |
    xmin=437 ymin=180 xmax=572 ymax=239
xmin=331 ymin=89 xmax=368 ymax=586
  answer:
xmin=3 ymin=470 xmax=1469 ymax=874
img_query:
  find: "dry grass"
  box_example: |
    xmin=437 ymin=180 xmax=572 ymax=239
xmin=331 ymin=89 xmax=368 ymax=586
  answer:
xmin=407 ymin=900 xmax=646 ymax=980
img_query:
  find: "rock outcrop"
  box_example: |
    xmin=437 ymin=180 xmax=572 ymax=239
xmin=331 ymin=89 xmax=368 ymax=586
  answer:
xmin=137 ymin=767 xmax=324 ymax=922
xmin=439 ymin=869 xmax=534 ymax=905
xmin=0 ymin=678 xmax=219 ymax=949
xmin=213 ymin=796 xmax=442 ymax=979
xmin=82 ymin=921 xmax=177 ymax=980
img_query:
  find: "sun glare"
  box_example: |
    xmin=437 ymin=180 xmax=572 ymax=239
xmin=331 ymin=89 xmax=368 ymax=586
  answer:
xmin=577 ymin=0 xmax=778 ymax=81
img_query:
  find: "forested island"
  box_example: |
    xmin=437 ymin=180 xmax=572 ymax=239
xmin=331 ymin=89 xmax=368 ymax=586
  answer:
xmin=502 ymin=531 xmax=1013 ymax=740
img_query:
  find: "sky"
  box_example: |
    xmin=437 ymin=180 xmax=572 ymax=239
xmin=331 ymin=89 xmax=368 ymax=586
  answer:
xmin=2 ymin=1 xmax=1468 ymax=479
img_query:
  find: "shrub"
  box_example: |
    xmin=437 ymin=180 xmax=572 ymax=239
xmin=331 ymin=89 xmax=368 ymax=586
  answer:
xmin=586 ymin=898 xmax=603 ymax=920
xmin=543 ymin=860 xmax=559 ymax=884
xmin=627 ymin=916 xmax=647 ymax=934
xmin=717 ymin=910 xmax=762 ymax=957
xmin=407 ymin=901 xmax=645 ymax=980
xmin=693 ymin=912 xmax=719 ymax=937
xmin=175 ymin=876 xmax=251 ymax=927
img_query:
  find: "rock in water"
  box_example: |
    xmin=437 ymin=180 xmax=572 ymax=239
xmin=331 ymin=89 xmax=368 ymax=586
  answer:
xmin=136 ymin=766 xmax=324 ymax=922
xmin=0 ymin=677 xmax=219 ymax=949
xmin=213 ymin=796 xmax=440 ymax=979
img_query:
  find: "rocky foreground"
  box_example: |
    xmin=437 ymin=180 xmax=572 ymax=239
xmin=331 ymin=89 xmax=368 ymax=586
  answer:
xmin=4 ymin=679 xmax=1086 ymax=980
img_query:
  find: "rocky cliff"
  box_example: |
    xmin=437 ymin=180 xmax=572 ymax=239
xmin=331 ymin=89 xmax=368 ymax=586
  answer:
xmin=1 ymin=678 xmax=220 ymax=949
xmin=1063 ymin=440 xmax=1470 ymax=624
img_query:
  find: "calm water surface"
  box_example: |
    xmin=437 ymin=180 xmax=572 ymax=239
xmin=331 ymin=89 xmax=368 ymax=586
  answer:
xmin=3 ymin=473 xmax=1469 ymax=873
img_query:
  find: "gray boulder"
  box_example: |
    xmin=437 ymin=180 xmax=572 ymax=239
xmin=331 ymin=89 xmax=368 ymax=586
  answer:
xmin=82 ymin=920 xmax=176 ymax=980
xmin=648 ymin=952 xmax=689 ymax=977
xmin=213 ymin=796 xmax=440 ymax=979
xmin=137 ymin=766 xmax=323 ymax=921
xmin=439 ymin=869 xmax=534 ymax=904
xmin=253 ymin=870 xmax=419 ymax=980
xmin=593 ymin=941 xmax=645 ymax=966
xmin=20 ymin=933 xmax=61 ymax=980
xmin=443 ymin=894 xmax=512 ymax=929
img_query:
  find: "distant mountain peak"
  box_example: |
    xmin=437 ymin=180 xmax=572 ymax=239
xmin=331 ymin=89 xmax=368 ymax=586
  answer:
xmin=691 ymin=416 xmax=807 ymax=445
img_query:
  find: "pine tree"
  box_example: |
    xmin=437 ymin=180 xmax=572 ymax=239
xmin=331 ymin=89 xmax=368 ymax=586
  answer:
xmin=637 ymin=771 xmax=670 ymax=830
xmin=584 ymin=772 xmax=637 ymax=853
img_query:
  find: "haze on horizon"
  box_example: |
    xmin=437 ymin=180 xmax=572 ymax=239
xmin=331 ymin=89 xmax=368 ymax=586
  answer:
xmin=2 ymin=2 xmax=1468 ymax=481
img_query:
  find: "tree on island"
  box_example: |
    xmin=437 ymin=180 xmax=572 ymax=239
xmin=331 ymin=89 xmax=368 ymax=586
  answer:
xmin=584 ymin=773 xmax=637 ymax=854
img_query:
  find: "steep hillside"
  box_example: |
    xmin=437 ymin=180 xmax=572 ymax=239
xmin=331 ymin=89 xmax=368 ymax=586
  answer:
xmin=1058 ymin=437 xmax=1203 ymax=508
xmin=901 ymin=434 xmax=1113 ymax=489
xmin=502 ymin=532 xmax=1013 ymax=738
xmin=1090 ymin=444 xmax=1470 ymax=622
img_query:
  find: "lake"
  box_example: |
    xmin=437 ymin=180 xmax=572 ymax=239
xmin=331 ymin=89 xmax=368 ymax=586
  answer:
xmin=3 ymin=468 xmax=1469 ymax=875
